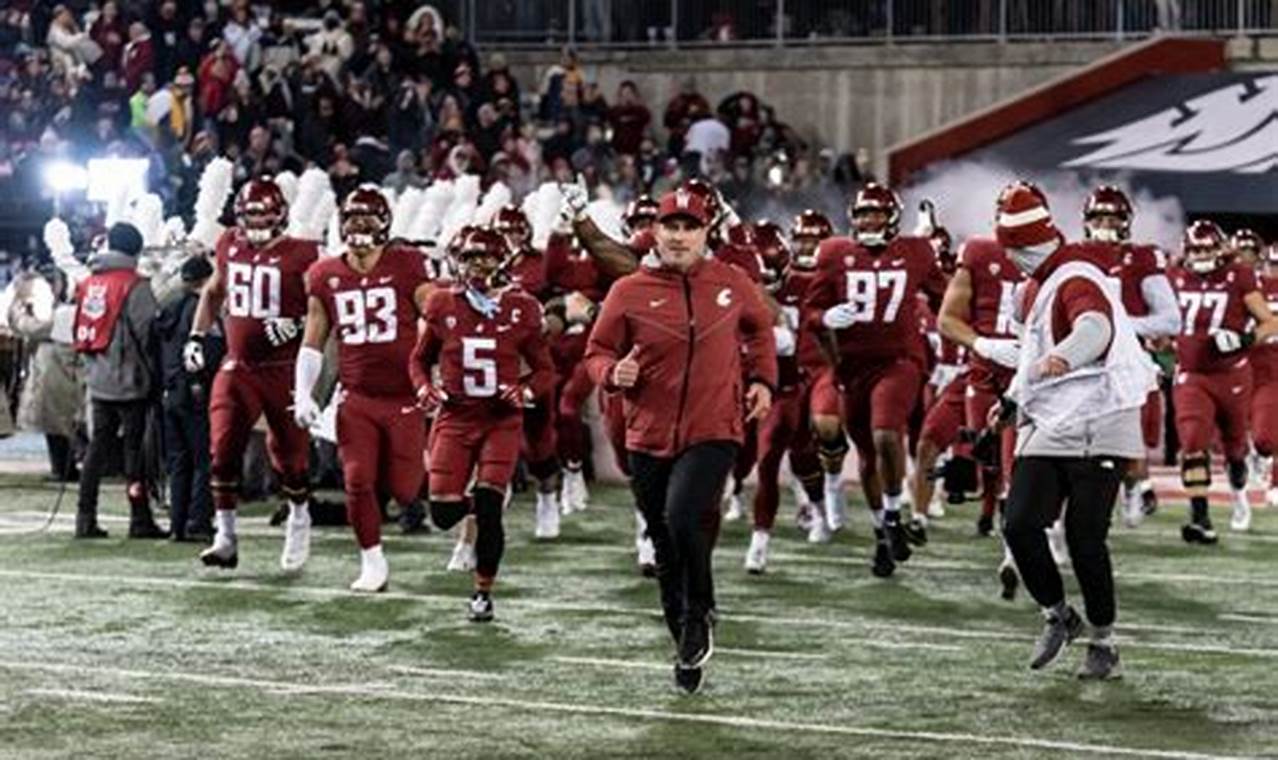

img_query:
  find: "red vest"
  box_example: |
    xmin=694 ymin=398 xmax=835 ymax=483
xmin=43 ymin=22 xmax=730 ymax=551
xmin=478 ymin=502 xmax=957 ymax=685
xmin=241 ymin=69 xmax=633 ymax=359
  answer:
xmin=73 ymin=268 xmax=139 ymax=353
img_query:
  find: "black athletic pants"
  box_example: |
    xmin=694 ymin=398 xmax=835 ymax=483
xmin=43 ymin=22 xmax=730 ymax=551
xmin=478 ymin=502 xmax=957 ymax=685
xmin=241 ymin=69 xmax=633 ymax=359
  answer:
xmin=1003 ymin=455 xmax=1124 ymax=628
xmin=629 ymin=441 xmax=738 ymax=642
xmin=78 ymin=399 xmax=149 ymax=519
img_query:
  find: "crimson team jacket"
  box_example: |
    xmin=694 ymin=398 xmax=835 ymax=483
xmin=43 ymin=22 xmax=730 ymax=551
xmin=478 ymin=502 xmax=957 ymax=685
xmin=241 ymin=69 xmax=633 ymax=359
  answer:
xmin=584 ymin=254 xmax=778 ymax=458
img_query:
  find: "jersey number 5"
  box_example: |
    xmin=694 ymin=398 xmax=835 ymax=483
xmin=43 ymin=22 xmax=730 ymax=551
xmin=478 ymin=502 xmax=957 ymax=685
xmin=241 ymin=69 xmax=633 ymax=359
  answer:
xmin=462 ymin=337 xmax=497 ymax=397
xmin=334 ymin=287 xmax=397 ymax=345
xmin=844 ymin=270 xmax=907 ymax=323
xmin=227 ymin=263 xmax=280 ymax=318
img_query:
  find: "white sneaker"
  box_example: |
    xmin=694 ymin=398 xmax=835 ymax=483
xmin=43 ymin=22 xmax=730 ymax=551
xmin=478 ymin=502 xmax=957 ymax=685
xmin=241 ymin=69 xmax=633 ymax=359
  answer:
xmin=636 ymin=534 xmax=656 ymax=573
xmin=744 ymin=530 xmax=769 ymax=574
xmin=926 ymin=492 xmax=946 ymax=519
xmin=199 ymin=529 xmax=238 ymax=569
xmin=561 ymin=468 xmax=589 ymax=514
xmin=279 ymin=503 xmax=312 ymax=571
xmin=1231 ymin=490 xmax=1252 ymax=532
xmin=824 ymin=481 xmax=848 ymax=532
xmin=1046 ymin=521 xmax=1070 ymax=567
xmin=534 ymin=491 xmax=561 ymax=539
xmin=1268 ymin=487 xmax=1278 ymax=509
xmin=807 ymin=508 xmax=832 ymax=544
xmin=447 ymin=539 xmax=476 ymax=572
xmin=350 ymin=545 xmax=389 ymax=592
xmin=794 ymin=501 xmax=815 ymax=531
xmin=1122 ymin=487 xmax=1143 ymax=529
xmin=724 ymin=492 xmax=744 ymax=522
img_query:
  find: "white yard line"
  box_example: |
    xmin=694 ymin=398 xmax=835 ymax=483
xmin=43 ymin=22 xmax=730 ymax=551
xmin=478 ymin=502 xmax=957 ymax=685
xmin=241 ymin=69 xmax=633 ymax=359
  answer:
xmin=0 ymin=568 xmax=1273 ymax=661
xmin=550 ymin=656 xmax=669 ymax=672
xmin=1219 ymin=613 xmax=1278 ymax=625
xmin=389 ymin=664 xmax=507 ymax=681
xmin=0 ymin=659 xmax=1250 ymax=760
xmin=22 ymin=687 xmax=158 ymax=705
xmin=714 ymin=646 xmax=828 ymax=660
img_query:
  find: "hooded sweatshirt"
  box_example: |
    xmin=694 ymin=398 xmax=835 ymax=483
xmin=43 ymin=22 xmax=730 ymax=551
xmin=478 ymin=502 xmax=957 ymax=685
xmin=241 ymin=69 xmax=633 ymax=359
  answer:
xmin=83 ymin=251 xmax=157 ymax=402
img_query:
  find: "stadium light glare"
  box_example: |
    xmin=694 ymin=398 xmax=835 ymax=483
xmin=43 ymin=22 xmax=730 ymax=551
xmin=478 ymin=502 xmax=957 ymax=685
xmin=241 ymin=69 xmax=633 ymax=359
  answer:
xmin=86 ymin=157 xmax=150 ymax=202
xmin=43 ymin=161 xmax=89 ymax=194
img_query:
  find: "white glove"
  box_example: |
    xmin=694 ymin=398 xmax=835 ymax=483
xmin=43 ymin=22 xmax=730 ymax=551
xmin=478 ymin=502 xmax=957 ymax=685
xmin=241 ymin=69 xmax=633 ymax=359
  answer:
xmin=293 ymin=392 xmax=321 ymax=429
xmin=183 ymin=336 xmax=206 ymax=373
xmin=973 ymin=337 xmax=1022 ymax=369
xmin=1212 ymin=329 xmax=1243 ymax=354
xmin=559 ymin=173 xmax=589 ymax=219
xmin=263 ymin=317 xmax=301 ymax=347
xmin=773 ymin=325 xmax=796 ymax=357
xmin=822 ymin=303 xmax=860 ymax=330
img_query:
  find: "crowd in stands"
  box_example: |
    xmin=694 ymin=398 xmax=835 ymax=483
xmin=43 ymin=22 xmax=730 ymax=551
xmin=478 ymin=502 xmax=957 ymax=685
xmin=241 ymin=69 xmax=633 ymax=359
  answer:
xmin=0 ymin=1 xmax=876 ymax=265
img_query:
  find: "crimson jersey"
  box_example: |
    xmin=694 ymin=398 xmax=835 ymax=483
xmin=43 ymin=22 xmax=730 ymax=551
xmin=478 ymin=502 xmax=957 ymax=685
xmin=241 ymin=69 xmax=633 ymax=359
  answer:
xmin=216 ymin=229 xmax=319 ymax=366
xmin=959 ymin=238 xmax=1023 ymax=372
xmin=1116 ymin=243 xmax=1166 ymax=317
xmin=414 ymin=287 xmax=554 ymax=406
xmin=544 ymin=232 xmax=605 ymax=299
xmin=1251 ymin=274 xmax=1278 ymax=384
xmin=773 ymin=268 xmax=823 ymax=389
xmin=1170 ymin=263 xmax=1259 ymax=374
xmin=505 ymin=246 xmax=547 ymax=298
xmin=306 ymin=244 xmax=428 ymax=398
xmin=804 ymin=235 xmax=947 ymax=364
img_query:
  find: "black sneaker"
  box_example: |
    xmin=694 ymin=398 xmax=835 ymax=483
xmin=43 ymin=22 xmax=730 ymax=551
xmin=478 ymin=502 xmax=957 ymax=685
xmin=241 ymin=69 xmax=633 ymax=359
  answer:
xmin=1029 ymin=605 xmax=1083 ymax=670
xmin=674 ymin=663 xmax=703 ymax=694
xmin=904 ymin=516 xmax=928 ymax=546
xmin=976 ymin=513 xmax=995 ymax=537
xmin=998 ymin=562 xmax=1019 ymax=601
xmin=882 ymin=513 xmax=912 ymax=563
xmin=128 ymin=521 xmax=169 ymax=540
xmin=74 ymin=523 xmax=109 ymax=539
xmin=1077 ymin=643 xmax=1122 ymax=680
xmin=678 ymin=614 xmax=713 ymax=668
xmin=468 ymin=591 xmax=494 ymax=623
xmin=1181 ymin=521 xmax=1218 ymax=545
xmin=398 ymin=501 xmax=431 ymax=535
xmin=871 ymin=530 xmax=895 ymax=578
xmin=1140 ymin=489 xmax=1159 ymax=516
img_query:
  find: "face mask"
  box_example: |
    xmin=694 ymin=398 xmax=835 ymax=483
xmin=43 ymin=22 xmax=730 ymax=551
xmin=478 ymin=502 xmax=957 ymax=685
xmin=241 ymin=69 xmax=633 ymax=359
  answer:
xmin=1086 ymin=225 xmax=1123 ymax=243
xmin=1010 ymin=241 xmax=1058 ymax=274
xmin=245 ymin=227 xmax=273 ymax=245
xmin=1187 ymin=255 xmax=1218 ymax=274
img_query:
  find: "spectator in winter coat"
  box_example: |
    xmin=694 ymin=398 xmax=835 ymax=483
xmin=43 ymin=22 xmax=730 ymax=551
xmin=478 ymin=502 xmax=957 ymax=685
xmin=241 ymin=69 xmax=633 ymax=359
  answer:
xmin=121 ymin=22 xmax=153 ymax=94
xmin=221 ymin=3 xmax=261 ymax=67
xmin=607 ymin=81 xmax=651 ymax=157
xmin=89 ymin=1 xmax=127 ymax=76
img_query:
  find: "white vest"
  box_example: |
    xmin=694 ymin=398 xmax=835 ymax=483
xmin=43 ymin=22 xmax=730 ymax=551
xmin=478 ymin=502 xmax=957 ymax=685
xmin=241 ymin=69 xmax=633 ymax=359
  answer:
xmin=1007 ymin=260 xmax=1158 ymax=433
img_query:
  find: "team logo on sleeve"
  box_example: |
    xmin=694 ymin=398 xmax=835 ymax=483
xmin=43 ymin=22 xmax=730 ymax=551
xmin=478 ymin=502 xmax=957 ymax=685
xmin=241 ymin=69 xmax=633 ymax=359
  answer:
xmin=327 ymin=277 xmax=340 ymax=290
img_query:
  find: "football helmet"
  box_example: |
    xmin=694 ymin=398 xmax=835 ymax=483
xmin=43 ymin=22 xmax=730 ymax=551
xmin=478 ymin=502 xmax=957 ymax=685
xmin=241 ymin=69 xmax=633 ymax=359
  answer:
xmin=340 ymin=185 xmax=391 ymax=251
xmin=1083 ymin=185 xmax=1133 ymax=243
xmin=849 ymin=182 xmax=902 ymax=248
xmin=752 ymin=220 xmax=790 ymax=288
xmin=454 ymin=226 xmax=505 ymax=292
xmin=492 ymin=205 xmax=532 ymax=249
xmin=1183 ymin=220 xmax=1226 ymax=274
xmin=679 ymin=178 xmax=722 ymax=224
xmin=790 ymin=209 xmax=832 ymax=269
xmin=235 ymin=177 xmax=288 ymax=245
xmin=622 ymin=195 xmax=659 ymax=237
xmin=1230 ymin=228 xmax=1264 ymax=266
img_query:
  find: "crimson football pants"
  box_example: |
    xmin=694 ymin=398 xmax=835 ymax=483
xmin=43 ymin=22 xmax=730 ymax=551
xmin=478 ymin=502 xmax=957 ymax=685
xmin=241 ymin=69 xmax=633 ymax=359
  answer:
xmin=428 ymin=405 xmax=523 ymax=495
xmin=842 ymin=358 xmax=924 ymax=479
xmin=753 ymin=383 xmax=822 ymax=531
xmin=1004 ymin=455 xmax=1123 ymax=628
xmin=630 ymin=441 xmax=738 ymax=641
xmin=1174 ymin=364 xmax=1253 ymax=460
xmin=209 ymin=362 xmax=309 ymax=510
xmin=338 ymin=391 xmax=425 ymax=549
xmin=556 ymin=362 xmax=595 ymax=465
xmin=1253 ymin=377 xmax=1278 ymax=483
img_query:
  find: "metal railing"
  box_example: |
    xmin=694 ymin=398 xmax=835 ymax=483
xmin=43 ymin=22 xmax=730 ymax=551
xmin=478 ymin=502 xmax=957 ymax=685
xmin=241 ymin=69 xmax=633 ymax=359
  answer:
xmin=455 ymin=0 xmax=1278 ymax=48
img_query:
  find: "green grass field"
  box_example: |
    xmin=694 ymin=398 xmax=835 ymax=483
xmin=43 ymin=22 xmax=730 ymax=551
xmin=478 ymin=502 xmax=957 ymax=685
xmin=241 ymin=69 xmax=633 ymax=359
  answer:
xmin=1 ymin=472 xmax=1277 ymax=759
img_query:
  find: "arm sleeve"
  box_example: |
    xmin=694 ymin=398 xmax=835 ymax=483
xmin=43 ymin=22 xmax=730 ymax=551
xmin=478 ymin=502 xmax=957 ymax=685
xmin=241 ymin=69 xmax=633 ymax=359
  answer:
xmin=1129 ymin=273 xmax=1181 ymax=338
xmin=294 ymin=345 xmax=323 ymax=400
xmin=408 ymin=299 xmax=440 ymax=392
xmin=1052 ymin=312 xmax=1113 ymax=370
xmin=583 ymin=285 xmax=628 ymax=390
xmin=738 ymin=271 xmax=779 ymax=390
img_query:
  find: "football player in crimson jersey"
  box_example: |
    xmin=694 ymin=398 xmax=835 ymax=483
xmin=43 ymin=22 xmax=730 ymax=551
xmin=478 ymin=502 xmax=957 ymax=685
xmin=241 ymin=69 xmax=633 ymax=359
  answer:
xmin=1083 ymin=186 xmax=1182 ymax=526
xmin=1171 ymin=221 xmax=1278 ymax=542
xmin=293 ymin=186 xmax=435 ymax=592
xmin=411 ymin=227 xmax=554 ymax=622
xmin=1230 ymin=228 xmax=1264 ymax=267
xmin=187 ymin=177 xmax=320 ymax=572
xmin=804 ymin=182 xmax=948 ymax=577
xmin=1255 ymin=243 xmax=1278 ymax=507
xmin=741 ymin=219 xmax=828 ymax=573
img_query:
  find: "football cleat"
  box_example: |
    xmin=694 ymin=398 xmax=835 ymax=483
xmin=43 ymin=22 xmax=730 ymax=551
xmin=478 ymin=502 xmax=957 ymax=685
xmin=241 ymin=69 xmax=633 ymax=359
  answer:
xmin=397 ymin=500 xmax=430 ymax=534
xmin=794 ymin=502 xmax=815 ymax=532
xmin=350 ymin=546 xmax=389 ymax=593
xmin=926 ymin=492 xmax=946 ymax=519
xmin=998 ymin=558 xmax=1019 ymax=601
xmin=1076 ymin=643 xmax=1122 ymax=681
xmin=447 ymin=539 xmax=476 ymax=572
xmin=199 ymin=532 xmax=238 ymax=569
xmin=468 ymin=591 xmax=494 ymax=623
xmin=723 ymin=492 xmax=745 ymax=522
xmin=674 ymin=663 xmax=704 ymax=694
xmin=560 ymin=467 xmax=589 ymax=514
xmin=883 ymin=513 xmax=912 ymax=563
xmin=1140 ymin=488 xmax=1159 ymax=516
xmin=824 ymin=481 xmax=848 ymax=532
xmin=534 ymin=491 xmax=561 ymax=540
xmin=806 ymin=505 xmax=833 ymax=543
xmin=975 ymin=513 xmax=994 ymax=537
xmin=678 ymin=614 xmax=714 ymax=669
xmin=1230 ymin=491 xmax=1252 ymax=532
xmin=279 ymin=505 xmax=312 ymax=572
xmin=1029 ymin=605 xmax=1083 ymax=670
xmin=744 ymin=530 xmax=769 ymax=575
xmin=1181 ymin=521 xmax=1218 ymax=545
xmin=1122 ymin=487 xmax=1143 ymax=529
xmin=904 ymin=516 xmax=928 ymax=546
xmin=871 ymin=530 xmax=895 ymax=578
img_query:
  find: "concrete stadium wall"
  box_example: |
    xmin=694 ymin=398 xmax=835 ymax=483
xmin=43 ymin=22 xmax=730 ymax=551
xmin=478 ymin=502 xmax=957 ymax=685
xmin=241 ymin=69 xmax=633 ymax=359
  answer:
xmin=502 ymin=40 xmax=1132 ymax=178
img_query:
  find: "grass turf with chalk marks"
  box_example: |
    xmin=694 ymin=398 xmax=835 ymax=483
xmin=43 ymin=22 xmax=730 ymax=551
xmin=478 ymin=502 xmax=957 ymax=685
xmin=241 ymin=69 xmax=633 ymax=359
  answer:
xmin=0 ymin=472 xmax=1276 ymax=759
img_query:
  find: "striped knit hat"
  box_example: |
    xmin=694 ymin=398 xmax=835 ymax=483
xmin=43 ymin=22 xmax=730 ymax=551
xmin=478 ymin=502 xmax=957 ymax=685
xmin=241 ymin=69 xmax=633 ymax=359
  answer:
xmin=995 ymin=181 xmax=1059 ymax=249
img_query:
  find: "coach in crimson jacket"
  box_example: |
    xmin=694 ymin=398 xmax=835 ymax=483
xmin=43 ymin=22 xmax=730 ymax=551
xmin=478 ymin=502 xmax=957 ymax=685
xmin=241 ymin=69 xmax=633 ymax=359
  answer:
xmin=584 ymin=188 xmax=776 ymax=694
